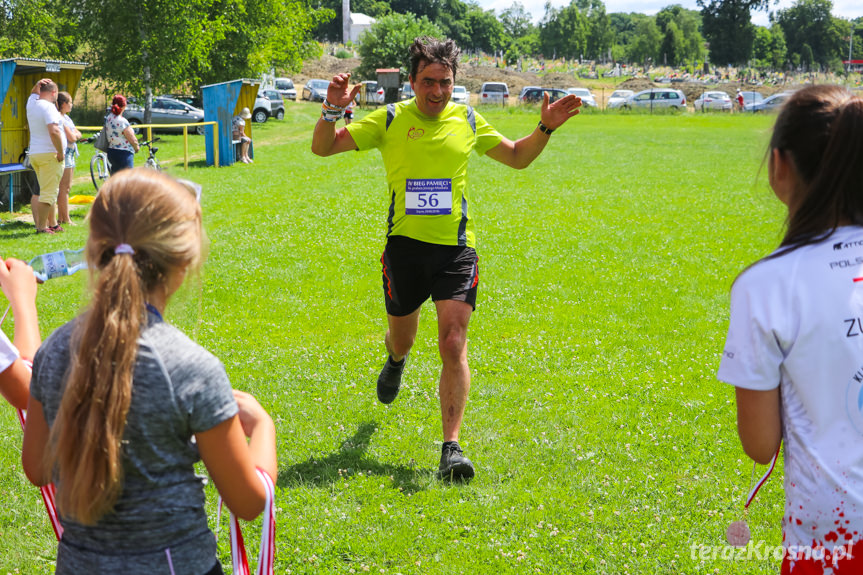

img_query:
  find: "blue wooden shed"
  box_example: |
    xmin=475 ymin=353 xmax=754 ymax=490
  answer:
xmin=202 ymin=78 xmax=259 ymax=167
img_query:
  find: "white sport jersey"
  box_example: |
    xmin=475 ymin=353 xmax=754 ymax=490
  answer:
xmin=719 ymin=226 xmax=863 ymax=561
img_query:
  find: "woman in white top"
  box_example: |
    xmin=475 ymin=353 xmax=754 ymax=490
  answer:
xmin=56 ymin=92 xmax=80 ymax=228
xmin=719 ymin=85 xmax=863 ymax=574
xmin=104 ymin=94 xmax=139 ymax=174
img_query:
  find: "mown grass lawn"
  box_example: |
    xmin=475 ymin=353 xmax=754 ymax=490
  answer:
xmin=0 ymin=102 xmax=786 ymax=574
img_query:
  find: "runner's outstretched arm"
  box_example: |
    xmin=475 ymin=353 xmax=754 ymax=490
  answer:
xmin=486 ymin=93 xmax=582 ymax=170
xmin=311 ymin=73 xmax=361 ymax=157
xmin=0 ymin=258 xmax=40 ymax=410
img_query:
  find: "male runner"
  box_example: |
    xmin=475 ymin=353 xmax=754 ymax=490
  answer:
xmin=311 ymin=37 xmax=581 ymax=480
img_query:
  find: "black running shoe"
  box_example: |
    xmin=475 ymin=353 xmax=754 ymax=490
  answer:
xmin=376 ymin=355 xmax=406 ymax=404
xmin=438 ymin=441 xmax=475 ymax=481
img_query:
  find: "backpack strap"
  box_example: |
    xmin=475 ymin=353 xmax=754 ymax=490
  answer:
xmin=385 ymin=103 xmax=396 ymax=131
xmin=466 ymin=105 xmax=476 ymax=134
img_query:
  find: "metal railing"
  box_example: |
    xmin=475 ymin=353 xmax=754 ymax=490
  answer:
xmin=77 ymin=121 xmax=220 ymax=170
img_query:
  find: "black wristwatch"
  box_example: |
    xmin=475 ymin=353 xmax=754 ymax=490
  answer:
xmin=538 ymin=121 xmax=554 ymax=135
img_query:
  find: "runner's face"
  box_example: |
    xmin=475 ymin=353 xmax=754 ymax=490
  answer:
xmin=410 ymin=62 xmax=453 ymax=117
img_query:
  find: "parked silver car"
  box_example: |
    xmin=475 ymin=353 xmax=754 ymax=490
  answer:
xmin=623 ymin=89 xmax=687 ymax=111
xmin=358 ymin=80 xmax=384 ymax=105
xmin=744 ymin=92 xmax=793 ymax=113
xmin=694 ymin=90 xmax=732 ymax=111
xmin=302 ymin=79 xmax=329 ymax=102
xmin=451 ymin=85 xmax=469 ymax=105
xmin=606 ymin=89 xmax=634 ymax=109
xmin=256 ymin=90 xmax=285 ymax=122
xmin=400 ymin=82 xmax=415 ymax=100
xmin=274 ymin=77 xmax=296 ymax=101
xmin=566 ymin=88 xmax=597 ymax=108
xmin=480 ymin=82 xmax=509 ymax=105
xmin=124 ymin=96 xmax=206 ymax=134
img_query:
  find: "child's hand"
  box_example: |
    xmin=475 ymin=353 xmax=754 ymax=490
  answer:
xmin=232 ymin=389 xmax=274 ymax=438
xmin=0 ymin=258 xmax=37 ymax=310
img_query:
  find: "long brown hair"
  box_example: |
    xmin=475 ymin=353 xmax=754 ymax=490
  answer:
xmin=768 ymin=85 xmax=863 ymax=259
xmin=48 ymin=169 xmax=203 ymax=524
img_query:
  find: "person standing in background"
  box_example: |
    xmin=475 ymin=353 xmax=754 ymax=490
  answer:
xmin=25 ymin=79 xmax=65 ymax=234
xmin=56 ymin=91 xmax=81 ymax=227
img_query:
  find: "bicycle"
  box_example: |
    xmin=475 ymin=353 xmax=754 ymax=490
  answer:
xmin=85 ymin=136 xmax=162 ymax=193
xmin=83 ymin=135 xmax=110 ymax=193
xmin=139 ymin=138 xmax=162 ymax=172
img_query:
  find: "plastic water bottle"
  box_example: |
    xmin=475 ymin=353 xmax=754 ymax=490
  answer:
xmin=29 ymin=249 xmax=87 ymax=282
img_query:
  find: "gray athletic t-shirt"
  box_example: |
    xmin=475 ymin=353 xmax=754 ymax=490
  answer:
xmin=31 ymin=311 xmax=238 ymax=574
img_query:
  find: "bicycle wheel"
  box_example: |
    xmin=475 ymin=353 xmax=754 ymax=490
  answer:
xmin=90 ymin=153 xmax=109 ymax=192
xmin=145 ymin=157 xmax=162 ymax=172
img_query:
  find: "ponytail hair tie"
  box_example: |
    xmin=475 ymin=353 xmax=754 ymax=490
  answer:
xmin=115 ymin=244 xmax=135 ymax=255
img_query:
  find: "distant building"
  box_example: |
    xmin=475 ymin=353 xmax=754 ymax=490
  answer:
xmin=843 ymin=60 xmax=863 ymax=72
xmin=349 ymin=13 xmax=375 ymax=43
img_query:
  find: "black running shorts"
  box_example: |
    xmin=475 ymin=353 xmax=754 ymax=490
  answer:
xmin=380 ymin=235 xmax=479 ymax=317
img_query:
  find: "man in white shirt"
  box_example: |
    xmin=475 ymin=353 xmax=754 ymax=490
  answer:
xmin=26 ymin=79 xmax=65 ymax=234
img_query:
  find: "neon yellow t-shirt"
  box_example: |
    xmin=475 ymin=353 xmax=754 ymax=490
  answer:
xmin=346 ymin=100 xmax=503 ymax=248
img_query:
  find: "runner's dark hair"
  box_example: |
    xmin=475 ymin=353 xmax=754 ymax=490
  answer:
xmin=409 ymin=36 xmax=460 ymax=80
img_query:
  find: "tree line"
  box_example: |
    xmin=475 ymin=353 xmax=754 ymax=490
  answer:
xmin=1 ymin=0 xmax=860 ymax=107
xmin=314 ymin=0 xmax=862 ymax=73
xmin=0 ymin=0 xmax=331 ymax=119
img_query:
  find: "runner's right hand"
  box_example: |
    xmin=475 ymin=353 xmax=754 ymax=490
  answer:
xmin=327 ymin=73 xmax=362 ymax=108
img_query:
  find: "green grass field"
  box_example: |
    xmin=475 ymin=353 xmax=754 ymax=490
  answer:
xmin=0 ymin=103 xmax=787 ymax=573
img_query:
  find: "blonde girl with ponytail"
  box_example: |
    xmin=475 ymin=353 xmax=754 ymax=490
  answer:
xmin=22 ymin=168 xmax=277 ymax=575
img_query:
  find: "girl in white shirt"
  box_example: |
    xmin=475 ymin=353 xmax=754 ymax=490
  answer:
xmin=719 ymin=86 xmax=863 ymax=574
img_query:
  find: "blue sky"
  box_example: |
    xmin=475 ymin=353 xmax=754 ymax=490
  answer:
xmin=475 ymin=0 xmax=862 ymax=27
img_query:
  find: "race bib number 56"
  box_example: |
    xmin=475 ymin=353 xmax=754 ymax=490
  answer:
xmin=405 ymin=179 xmax=452 ymax=215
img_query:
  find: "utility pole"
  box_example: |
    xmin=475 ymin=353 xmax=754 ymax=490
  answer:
xmin=343 ymin=0 xmax=350 ymax=45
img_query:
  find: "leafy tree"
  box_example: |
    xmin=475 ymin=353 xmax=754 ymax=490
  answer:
xmin=854 ymin=18 xmax=863 ymax=60
xmin=0 ymin=0 xmax=76 ymax=59
xmin=655 ymin=5 xmax=705 ymax=63
xmin=582 ymin=0 xmax=614 ymax=61
xmin=628 ymin=15 xmax=661 ymax=67
xmin=769 ymin=25 xmax=788 ymax=69
xmin=72 ymin=0 xmax=327 ymax=122
xmin=698 ymin=0 xmax=768 ymax=65
xmin=197 ymin=0 xmax=331 ymax=87
xmin=464 ymin=7 xmax=507 ymax=54
xmin=506 ymin=31 xmax=540 ymax=64
xmin=752 ymin=25 xmax=772 ymax=64
xmin=70 ymin=0 xmax=231 ymax=122
xmin=660 ymin=21 xmax=686 ymax=65
xmin=311 ymin=0 xmax=390 ymax=42
xmin=776 ymin=0 xmax=847 ymax=71
xmin=500 ymin=1 xmax=535 ymax=41
xmin=355 ymin=12 xmax=443 ymax=81
xmin=609 ymin=12 xmax=637 ymax=59
xmin=539 ymin=2 xmax=588 ymax=60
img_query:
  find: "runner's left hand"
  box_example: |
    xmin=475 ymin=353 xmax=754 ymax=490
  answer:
xmin=541 ymin=93 xmax=582 ymax=130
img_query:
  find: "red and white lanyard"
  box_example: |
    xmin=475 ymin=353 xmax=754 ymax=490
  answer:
xmin=16 ymin=359 xmax=63 ymax=541
xmin=218 ymin=468 xmax=276 ymax=575
xmin=745 ymin=445 xmax=781 ymax=509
